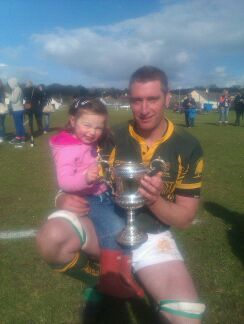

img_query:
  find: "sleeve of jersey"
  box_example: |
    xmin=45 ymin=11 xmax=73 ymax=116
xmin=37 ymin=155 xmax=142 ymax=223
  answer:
xmin=175 ymin=142 xmax=204 ymax=198
xmin=52 ymin=145 xmax=91 ymax=192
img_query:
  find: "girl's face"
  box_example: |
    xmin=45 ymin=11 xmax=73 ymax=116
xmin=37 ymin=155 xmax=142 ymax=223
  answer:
xmin=70 ymin=112 xmax=106 ymax=144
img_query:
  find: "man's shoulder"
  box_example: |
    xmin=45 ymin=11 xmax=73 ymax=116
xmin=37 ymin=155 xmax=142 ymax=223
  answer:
xmin=172 ymin=126 xmax=202 ymax=150
xmin=112 ymin=121 xmax=130 ymax=136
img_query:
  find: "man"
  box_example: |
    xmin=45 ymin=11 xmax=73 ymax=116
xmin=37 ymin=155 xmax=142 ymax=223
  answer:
xmin=7 ymin=78 xmax=26 ymax=147
xmin=24 ymin=80 xmax=43 ymax=146
xmin=36 ymin=66 xmax=205 ymax=323
xmin=233 ymin=92 xmax=244 ymax=126
xmin=182 ymin=93 xmax=197 ymax=128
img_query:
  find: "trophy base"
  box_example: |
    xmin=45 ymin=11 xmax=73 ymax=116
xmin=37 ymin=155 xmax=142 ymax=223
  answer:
xmin=116 ymin=226 xmax=148 ymax=248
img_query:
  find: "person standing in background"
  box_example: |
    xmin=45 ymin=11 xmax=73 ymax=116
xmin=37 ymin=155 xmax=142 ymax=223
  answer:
xmin=24 ymin=81 xmax=43 ymax=147
xmin=182 ymin=93 xmax=197 ymax=128
xmin=38 ymin=84 xmax=51 ymax=134
xmin=7 ymin=78 xmax=26 ymax=147
xmin=0 ymin=79 xmax=7 ymax=143
xmin=218 ymin=89 xmax=231 ymax=125
xmin=233 ymin=92 xmax=244 ymax=126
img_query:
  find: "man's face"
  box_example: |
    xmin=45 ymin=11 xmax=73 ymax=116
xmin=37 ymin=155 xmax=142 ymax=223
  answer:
xmin=129 ymin=80 xmax=170 ymax=132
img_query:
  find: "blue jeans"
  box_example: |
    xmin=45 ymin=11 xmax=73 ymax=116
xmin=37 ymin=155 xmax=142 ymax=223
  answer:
xmin=86 ymin=192 xmax=127 ymax=251
xmin=12 ymin=110 xmax=25 ymax=137
xmin=0 ymin=114 xmax=6 ymax=138
xmin=219 ymin=107 xmax=229 ymax=122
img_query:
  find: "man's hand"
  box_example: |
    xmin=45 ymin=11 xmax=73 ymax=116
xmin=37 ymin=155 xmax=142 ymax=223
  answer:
xmin=138 ymin=172 xmax=163 ymax=206
xmin=56 ymin=193 xmax=90 ymax=216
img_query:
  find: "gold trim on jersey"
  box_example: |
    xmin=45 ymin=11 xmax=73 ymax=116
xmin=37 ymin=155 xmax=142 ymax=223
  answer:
xmin=54 ymin=252 xmax=80 ymax=273
xmin=175 ymin=155 xmax=202 ymax=190
xmin=128 ymin=119 xmax=174 ymax=164
xmin=176 ymin=182 xmax=202 ymax=189
xmin=194 ymin=159 xmax=204 ymax=178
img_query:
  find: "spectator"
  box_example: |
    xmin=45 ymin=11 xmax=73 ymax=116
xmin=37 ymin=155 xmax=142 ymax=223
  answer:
xmin=0 ymin=79 xmax=7 ymax=143
xmin=38 ymin=84 xmax=51 ymax=134
xmin=233 ymin=92 xmax=244 ymax=126
xmin=7 ymin=78 xmax=26 ymax=147
xmin=24 ymin=81 xmax=43 ymax=147
xmin=218 ymin=89 xmax=231 ymax=125
xmin=182 ymin=93 xmax=197 ymax=127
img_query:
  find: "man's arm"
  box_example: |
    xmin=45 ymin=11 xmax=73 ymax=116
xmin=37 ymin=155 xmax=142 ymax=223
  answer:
xmin=139 ymin=173 xmax=199 ymax=229
xmin=56 ymin=192 xmax=90 ymax=216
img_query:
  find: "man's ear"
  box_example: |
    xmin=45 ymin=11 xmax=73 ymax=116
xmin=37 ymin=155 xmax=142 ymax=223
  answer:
xmin=165 ymin=92 xmax=171 ymax=109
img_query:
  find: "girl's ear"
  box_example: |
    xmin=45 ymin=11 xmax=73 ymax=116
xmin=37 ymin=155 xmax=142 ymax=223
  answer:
xmin=69 ymin=116 xmax=75 ymax=128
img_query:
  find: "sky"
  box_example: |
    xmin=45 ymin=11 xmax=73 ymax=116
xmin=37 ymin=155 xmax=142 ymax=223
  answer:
xmin=0 ymin=0 xmax=244 ymax=89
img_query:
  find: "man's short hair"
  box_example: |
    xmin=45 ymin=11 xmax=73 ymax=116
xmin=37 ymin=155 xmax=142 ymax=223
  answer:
xmin=129 ymin=66 xmax=169 ymax=93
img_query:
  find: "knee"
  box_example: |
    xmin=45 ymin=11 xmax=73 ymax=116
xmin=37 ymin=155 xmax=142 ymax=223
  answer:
xmin=36 ymin=219 xmax=71 ymax=259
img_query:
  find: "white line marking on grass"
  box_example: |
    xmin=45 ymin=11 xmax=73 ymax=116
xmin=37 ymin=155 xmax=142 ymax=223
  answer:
xmin=0 ymin=229 xmax=37 ymax=240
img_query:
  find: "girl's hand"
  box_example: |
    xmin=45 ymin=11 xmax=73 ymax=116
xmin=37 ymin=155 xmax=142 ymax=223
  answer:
xmin=86 ymin=164 xmax=99 ymax=184
xmin=138 ymin=172 xmax=163 ymax=206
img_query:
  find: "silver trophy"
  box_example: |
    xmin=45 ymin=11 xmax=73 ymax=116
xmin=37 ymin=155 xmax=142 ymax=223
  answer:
xmin=98 ymin=154 xmax=167 ymax=248
xmin=113 ymin=161 xmax=149 ymax=248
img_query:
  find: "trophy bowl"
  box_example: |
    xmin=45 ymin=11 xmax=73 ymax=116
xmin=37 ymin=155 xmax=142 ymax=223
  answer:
xmin=97 ymin=154 xmax=167 ymax=248
xmin=113 ymin=161 xmax=148 ymax=248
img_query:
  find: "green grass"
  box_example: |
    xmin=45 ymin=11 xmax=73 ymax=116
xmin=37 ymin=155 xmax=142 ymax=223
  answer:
xmin=0 ymin=108 xmax=243 ymax=323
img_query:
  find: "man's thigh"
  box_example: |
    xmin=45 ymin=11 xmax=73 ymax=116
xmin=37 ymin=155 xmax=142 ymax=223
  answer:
xmin=136 ymin=261 xmax=198 ymax=302
xmin=36 ymin=210 xmax=100 ymax=263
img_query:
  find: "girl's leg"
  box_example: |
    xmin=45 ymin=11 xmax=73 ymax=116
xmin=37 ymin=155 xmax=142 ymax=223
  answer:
xmin=86 ymin=195 xmax=125 ymax=250
xmin=87 ymin=194 xmax=144 ymax=298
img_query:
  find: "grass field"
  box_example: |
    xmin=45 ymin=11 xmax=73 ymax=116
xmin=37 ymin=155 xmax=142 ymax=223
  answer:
xmin=0 ymin=107 xmax=243 ymax=323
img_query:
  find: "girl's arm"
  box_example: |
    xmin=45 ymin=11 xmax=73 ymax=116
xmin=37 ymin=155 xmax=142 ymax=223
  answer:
xmin=52 ymin=145 xmax=95 ymax=192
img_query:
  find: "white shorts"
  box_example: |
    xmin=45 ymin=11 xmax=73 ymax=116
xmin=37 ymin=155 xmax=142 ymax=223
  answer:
xmin=48 ymin=210 xmax=87 ymax=246
xmin=132 ymin=231 xmax=183 ymax=272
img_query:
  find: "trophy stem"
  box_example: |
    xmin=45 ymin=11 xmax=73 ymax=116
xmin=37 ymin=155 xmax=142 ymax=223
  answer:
xmin=116 ymin=209 xmax=148 ymax=248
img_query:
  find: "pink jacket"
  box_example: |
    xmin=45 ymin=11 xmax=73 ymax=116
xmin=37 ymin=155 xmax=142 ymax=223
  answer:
xmin=49 ymin=131 xmax=107 ymax=195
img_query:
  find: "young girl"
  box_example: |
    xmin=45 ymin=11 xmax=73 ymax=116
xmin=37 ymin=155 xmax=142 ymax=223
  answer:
xmin=50 ymin=98 xmax=144 ymax=298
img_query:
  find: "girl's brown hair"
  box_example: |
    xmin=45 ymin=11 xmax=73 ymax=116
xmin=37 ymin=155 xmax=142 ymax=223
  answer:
xmin=66 ymin=97 xmax=114 ymax=147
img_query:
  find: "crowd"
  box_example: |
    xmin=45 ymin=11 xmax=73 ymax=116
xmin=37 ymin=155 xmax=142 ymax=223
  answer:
xmin=0 ymin=78 xmax=55 ymax=146
xmin=181 ymin=90 xmax=244 ymax=128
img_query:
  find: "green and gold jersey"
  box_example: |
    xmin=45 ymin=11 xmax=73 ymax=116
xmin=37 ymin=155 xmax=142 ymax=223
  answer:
xmin=102 ymin=119 xmax=204 ymax=233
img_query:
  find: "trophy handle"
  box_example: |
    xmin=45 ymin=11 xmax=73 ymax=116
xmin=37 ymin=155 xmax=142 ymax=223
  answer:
xmin=97 ymin=153 xmax=115 ymax=193
xmin=149 ymin=158 xmax=168 ymax=176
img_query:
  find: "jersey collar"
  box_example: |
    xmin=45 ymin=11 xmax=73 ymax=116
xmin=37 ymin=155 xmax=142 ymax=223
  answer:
xmin=129 ymin=118 xmax=174 ymax=146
